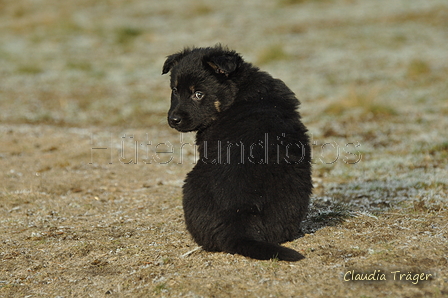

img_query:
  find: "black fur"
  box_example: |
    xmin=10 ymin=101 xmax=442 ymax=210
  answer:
xmin=162 ymin=45 xmax=312 ymax=261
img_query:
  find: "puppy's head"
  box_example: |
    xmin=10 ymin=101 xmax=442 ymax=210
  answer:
xmin=162 ymin=45 xmax=242 ymax=132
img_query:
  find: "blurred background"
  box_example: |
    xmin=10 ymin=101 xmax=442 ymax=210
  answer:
xmin=1 ymin=0 xmax=447 ymax=129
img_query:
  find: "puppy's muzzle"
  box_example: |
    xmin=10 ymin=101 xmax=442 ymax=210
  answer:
xmin=168 ymin=114 xmax=182 ymax=127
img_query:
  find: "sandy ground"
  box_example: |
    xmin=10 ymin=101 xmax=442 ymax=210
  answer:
xmin=1 ymin=0 xmax=447 ymax=297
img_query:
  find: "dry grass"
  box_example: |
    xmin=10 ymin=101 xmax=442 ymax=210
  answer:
xmin=406 ymin=59 xmax=431 ymax=80
xmin=256 ymin=44 xmax=290 ymax=65
xmin=324 ymin=87 xmax=397 ymax=119
xmin=278 ymin=0 xmax=333 ymax=6
xmin=381 ymin=5 xmax=448 ymax=27
xmin=189 ymin=1 xmax=214 ymax=15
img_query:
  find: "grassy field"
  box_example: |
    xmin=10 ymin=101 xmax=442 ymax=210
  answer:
xmin=1 ymin=0 xmax=447 ymax=297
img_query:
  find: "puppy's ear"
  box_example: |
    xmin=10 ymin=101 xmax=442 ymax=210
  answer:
xmin=162 ymin=49 xmax=191 ymax=75
xmin=206 ymin=53 xmax=242 ymax=77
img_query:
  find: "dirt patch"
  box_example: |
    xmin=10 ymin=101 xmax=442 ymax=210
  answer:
xmin=1 ymin=124 xmax=446 ymax=297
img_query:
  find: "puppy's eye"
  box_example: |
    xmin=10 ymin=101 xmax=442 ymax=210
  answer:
xmin=194 ymin=91 xmax=204 ymax=100
xmin=172 ymin=87 xmax=178 ymax=95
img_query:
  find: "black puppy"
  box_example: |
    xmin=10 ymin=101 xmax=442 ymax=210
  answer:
xmin=162 ymin=45 xmax=312 ymax=261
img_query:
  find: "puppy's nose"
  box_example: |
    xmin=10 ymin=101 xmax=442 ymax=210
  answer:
xmin=169 ymin=115 xmax=182 ymax=126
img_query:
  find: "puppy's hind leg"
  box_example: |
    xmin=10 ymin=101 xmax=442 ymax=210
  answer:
xmin=214 ymin=207 xmax=305 ymax=261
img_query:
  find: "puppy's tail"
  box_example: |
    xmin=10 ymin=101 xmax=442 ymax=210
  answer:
xmin=232 ymin=239 xmax=304 ymax=262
